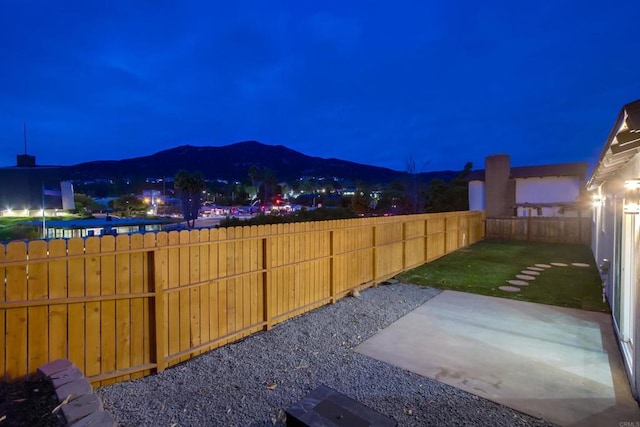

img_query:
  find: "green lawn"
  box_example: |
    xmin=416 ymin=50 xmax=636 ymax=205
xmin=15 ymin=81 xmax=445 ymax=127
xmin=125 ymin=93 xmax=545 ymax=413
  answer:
xmin=397 ymin=239 xmax=610 ymax=312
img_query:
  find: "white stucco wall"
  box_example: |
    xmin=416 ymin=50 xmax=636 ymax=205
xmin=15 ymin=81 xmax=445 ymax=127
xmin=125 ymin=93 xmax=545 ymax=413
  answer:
xmin=515 ymin=176 xmax=582 ymax=204
xmin=468 ymin=180 xmax=485 ymax=211
xmin=592 ymin=152 xmax=640 ymax=395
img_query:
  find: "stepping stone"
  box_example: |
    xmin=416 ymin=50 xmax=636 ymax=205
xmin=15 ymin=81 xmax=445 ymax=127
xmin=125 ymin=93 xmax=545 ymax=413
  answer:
xmin=286 ymin=385 xmax=396 ymax=427
xmin=527 ymin=266 xmax=544 ymax=271
xmin=499 ymin=286 xmax=521 ymax=293
xmin=572 ymin=263 xmax=590 ymax=267
xmin=516 ymin=274 xmax=536 ymax=281
xmin=534 ymin=264 xmax=552 ymax=268
xmin=521 ymin=270 xmax=540 ymax=276
xmin=508 ymin=280 xmax=529 ymax=286
xmin=551 ymin=262 xmax=568 ymax=267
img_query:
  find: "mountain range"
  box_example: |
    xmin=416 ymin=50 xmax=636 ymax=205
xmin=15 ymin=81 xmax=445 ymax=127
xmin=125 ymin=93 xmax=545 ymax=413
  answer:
xmin=62 ymin=141 xmax=459 ymax=184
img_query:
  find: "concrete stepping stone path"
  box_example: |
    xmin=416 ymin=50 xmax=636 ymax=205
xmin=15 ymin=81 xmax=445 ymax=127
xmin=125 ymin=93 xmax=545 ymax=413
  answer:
xmin=500 ymin=260 xmax=591 ymax=294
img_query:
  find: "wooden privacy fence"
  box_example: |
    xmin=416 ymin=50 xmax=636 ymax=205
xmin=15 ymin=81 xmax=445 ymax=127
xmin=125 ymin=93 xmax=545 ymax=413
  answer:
xmin=0 ymin=211 xmax=484 ymax=386
xmin=486 ymin=216 xmax=590 ymax=245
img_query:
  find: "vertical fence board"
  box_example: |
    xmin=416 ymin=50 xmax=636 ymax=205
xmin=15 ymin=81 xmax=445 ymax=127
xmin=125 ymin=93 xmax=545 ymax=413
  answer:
xmin=217 ymin=228 xmax=228 ymax=342
xmin=129 ymin=233 xmax=145 ymax=380
xmin=154 ymin=232 xmax=168 ymax=373
xmin=225 ymin=228 xmax=236 ymax=336
xmin=47 ymin=239 xmax=68 ymax=363
xmin=0 ymin=243 xmax=5 ymax=381
xmin=5 ymin=241 xmax=27 ymax=381
xmin=250 ymin=226 xmax=259 ymax=328
xmin=207 ymin=229 xmax=220 ymax=344
xmin=189 ymin=230 xmax=201 ymax=353
xmin=100 ymin=236 xmax=116 ymax=385
xmin=67 ymin=238 xmax=86 ymax=374
xmin=198 ymin=229 xmax=210 ymax=353
xmin=115 ymin=235 xmax=131 ymax=382
xmin=84 ymin=237 xmax=101 ymax=378
xmin=178 ymin=231 xmax=190 ymax=362
xmin=167 ymin=231 xmax=180 ymax=364
xmin=27 ymin=240 xmax=48 ymax=378
xmin=242 ymin=227 xmax=251 ymax=335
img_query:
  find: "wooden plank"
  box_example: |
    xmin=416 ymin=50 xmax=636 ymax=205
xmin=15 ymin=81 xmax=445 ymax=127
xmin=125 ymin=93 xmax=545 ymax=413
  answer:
xmin=115 ymin=234 xmax=131 ymax=380
xmin=198 ymin=229 xmax=210 ymax=350
xmin=208 ymin=228 xmax=220 ymax=344
xmin=242 ymin=227 xmax=251 ymax=333
xmin=167 ymin=231 xmax=180 ymax=361
xmin=67 ymin=238 xmax=86 ymax=374
xmin=27 ymin=240 xmax=48 ymax=378
xmin=178 ymin=230 xmax=190 ymax=361
xmin=84 ymin=236 xmax=101 ymax=378
xmin=0 ymin=243 xmax=5 ymax=381
xmin=250 ymin=226 xmax=259 ymax=329
xmin=261 ymin=230 xmax=271 ymax=330
xmin=226 ymin=228 xmax=236 ymax=335
xmin=47 ymin=239 xmax=68 ymax=363
xmin=153 ymin=232 xmax=168 ymax=373
xmin=189 ymin=229 xmax=201 ymax=352
xmin=100 ymin=235 xmax=116 ymax=384
xmin=217 ymin=228 xmax=228 ymax=342
xmin=129 ymin=233 xmax=145 ymax=379
xmin=231 ymin=228 xmax=241 ymax=335
xmin=5 ymin=241 xmax=28 ymax=381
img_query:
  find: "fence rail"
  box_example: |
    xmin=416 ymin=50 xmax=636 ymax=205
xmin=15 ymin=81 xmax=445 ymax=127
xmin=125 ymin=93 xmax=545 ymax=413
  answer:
xmin=0 ymin=211 xmax=485 ymax=385
xmin=486 ymin=216 xmax=590 ymax=245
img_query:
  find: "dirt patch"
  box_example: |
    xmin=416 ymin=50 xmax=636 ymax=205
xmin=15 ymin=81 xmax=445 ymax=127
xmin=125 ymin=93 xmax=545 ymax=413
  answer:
xmin=0 ymin=379 xmax=64 ymax=426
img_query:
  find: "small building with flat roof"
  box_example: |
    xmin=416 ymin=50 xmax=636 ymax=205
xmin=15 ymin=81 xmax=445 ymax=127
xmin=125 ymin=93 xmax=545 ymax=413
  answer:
xmin=21 ymin=217 xmax=173 ymax=239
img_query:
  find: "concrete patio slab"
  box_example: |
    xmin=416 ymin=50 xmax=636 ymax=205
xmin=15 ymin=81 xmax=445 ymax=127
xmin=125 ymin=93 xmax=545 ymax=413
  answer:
xmin=355 ymin=290 xmax=640 ymax=426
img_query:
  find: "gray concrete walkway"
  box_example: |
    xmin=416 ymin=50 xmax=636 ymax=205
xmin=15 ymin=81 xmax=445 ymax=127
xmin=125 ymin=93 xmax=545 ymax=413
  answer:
xmin=355 ymin=290 xmax=640 ymax=426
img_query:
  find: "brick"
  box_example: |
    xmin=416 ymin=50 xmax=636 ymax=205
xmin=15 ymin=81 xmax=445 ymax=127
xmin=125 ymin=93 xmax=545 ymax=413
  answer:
xmin=61 ymin=393 xmax=103 ymax=424
xmin=55 ymin=378 xmax=93 ymax=402
xmin=69 ymin=410 xmax=116 ymax=427
xmin=37 ymin=358 xmax=75 ymax=379
xmin=50 ymin=367 xmax=84 ymax=388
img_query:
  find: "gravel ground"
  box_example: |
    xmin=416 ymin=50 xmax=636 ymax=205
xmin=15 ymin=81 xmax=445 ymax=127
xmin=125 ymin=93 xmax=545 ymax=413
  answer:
xmin=96 ymin=283 xmax=556 ymax=427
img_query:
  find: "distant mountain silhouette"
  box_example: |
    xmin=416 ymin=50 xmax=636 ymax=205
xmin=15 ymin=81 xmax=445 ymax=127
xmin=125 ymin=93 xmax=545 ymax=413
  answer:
xmin=63 ymin=141 xmax=458 ymax=184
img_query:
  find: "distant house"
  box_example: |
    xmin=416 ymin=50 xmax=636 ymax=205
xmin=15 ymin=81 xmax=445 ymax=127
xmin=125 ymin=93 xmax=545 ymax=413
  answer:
xmin=467 ymin=154 xmax=589 ymax=217
xmin=21 ymin=217 xmax=172 ymax=239
xmin=587 ymin=99 xmax=640 ymax=401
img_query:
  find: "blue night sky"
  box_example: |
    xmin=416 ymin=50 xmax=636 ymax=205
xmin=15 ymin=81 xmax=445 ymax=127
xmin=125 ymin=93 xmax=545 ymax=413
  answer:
xmin=1 ymin=1 xmax=639 ymax=173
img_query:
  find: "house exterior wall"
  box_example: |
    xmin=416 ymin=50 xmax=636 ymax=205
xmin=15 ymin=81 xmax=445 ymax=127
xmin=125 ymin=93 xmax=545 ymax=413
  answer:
xmin=591 ymin=153 xmax=640 ymax=399
xmin=468 ymin=180 xmax=485 ymax=211
xmin=515 ymin=176 xmax=583 ymax=217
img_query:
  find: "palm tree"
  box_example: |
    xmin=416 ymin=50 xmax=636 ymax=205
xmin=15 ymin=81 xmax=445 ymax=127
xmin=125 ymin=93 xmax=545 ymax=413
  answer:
xmin=248 ymin=165 xmax=261 ymax=201
xmin=174 ymin=170 xmax=206 ymax=228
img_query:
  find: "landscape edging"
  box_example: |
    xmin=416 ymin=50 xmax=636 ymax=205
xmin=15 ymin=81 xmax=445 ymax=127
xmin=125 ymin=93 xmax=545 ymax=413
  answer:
xmin=37 ymin=359 xmax=115 ymax=427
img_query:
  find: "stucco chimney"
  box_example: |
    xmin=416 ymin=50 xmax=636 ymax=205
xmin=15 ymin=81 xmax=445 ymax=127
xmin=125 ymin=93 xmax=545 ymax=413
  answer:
xmin=485 ymin=154 xmax=515 ymax=217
